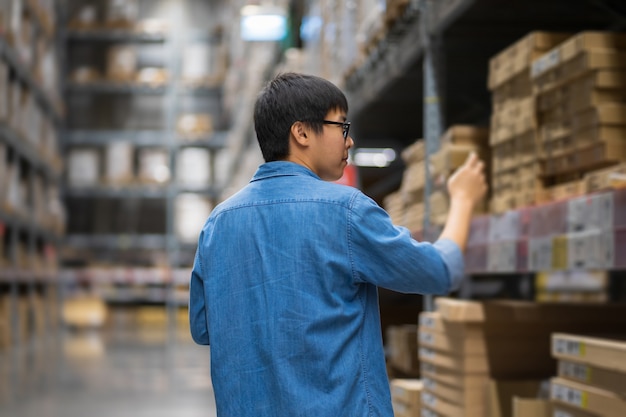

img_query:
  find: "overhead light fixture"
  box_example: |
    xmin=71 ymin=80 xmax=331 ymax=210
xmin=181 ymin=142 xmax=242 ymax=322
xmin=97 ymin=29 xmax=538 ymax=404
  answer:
xmin=353 ymin=148 xmax=397 ymax=168
xmin=240 ymin=4 xmax=287 ymax=42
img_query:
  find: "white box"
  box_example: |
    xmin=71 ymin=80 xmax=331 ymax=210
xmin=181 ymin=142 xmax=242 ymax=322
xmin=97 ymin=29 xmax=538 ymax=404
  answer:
xmin=568 ymin=231 xmax=614 ymax=270
xmin=177 ymin=148 xmax=211 ymax=188
xmin=529 ymin=236 xmax=553 ymax=271
xmin=488 ymin=240 xmax=517 ymax=272
xmin=138 ymin=148 xmax=170 ymax=184
xmin=104 ymin=142 xmax=134 ymax=184
xmin=489 ymin=210 xmax=521 ymax=242
xmin=182 ymin=44 xmax=215 ymax=81
xmin=175 ymin=194 xmax=212 ymax=243
xmin=68 ymin=149 xmax=99 ymax=187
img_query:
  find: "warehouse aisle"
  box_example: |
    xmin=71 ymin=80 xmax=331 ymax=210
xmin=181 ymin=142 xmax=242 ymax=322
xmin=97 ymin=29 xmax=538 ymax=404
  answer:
xmin=0 ymin=323 xmax=217 ymax=417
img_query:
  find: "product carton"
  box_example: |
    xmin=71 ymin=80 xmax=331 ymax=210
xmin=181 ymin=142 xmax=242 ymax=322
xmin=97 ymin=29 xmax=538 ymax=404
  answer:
xmin=550 ymin=377 xmax=626 ymax=417
xmin=390 ymin=379 xmax=423 ymax=417
xmin=552 ymin=333 xmax=626 ymax=374
xmin=513 ymin=398 xmax=551 ymax=417
xmin=557 ymin=359 xmax=626 ymax=397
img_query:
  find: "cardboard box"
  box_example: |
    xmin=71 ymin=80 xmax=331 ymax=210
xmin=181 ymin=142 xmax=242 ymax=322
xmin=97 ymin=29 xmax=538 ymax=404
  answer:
xmin=390 ymin=379 xmax=423 ymax=417
xmin=106 ymin=45 xmax=136 ymax=81
xmin=387 ymin=324 xmax=420 ymax=375
xmin=441 ymin=125 xmax=489 ymax=147
xmin=422 ymin=375 xmax=487 ymax=407
xmin=434 ymin=297 xmax=626 ymax=326
xmin=430 ymin=144 xmax=475 ymax=176
xmin=419 ymin=346 xmax=554 ymax=377
xmin=487 ymin=380 xmax=544 ymax=417
xmin=489 ymin=32 xmax=571 ymax=90
xmin=513 ymin=398 xmax=551 ymax=417
xmin=552 ymin=333 xmax=626 ymax=374
xmin=584 ymin=162 xmax=626 ymax=192
xmin=550 ymin=377 xmax=626 ymax=417
xmin=401 ymin=139 xmax=425 ymax=164
xmin=421 ymin=362 xmax=490 ymax=391
xmin=558 ymin=359 xmax=626 ymax=397
xmin=533 ymin=50 xmax=626 ymax=93
xmin=552 ymin=403 xmax=602 ymax=417
xmin=422 ymin=390 xmax=485 ymax=417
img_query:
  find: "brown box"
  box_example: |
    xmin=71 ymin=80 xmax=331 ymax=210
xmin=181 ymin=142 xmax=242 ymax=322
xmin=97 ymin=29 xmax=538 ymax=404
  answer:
xmin=441 ymin=125 xmax=489 ymax=147
xmin=574 ymin=103 xmax=626 ymax=131
xmin=514 ymin=398 xmax=551 ymax=417
xmin=390 ymin=378 xmax=423 ymax=417
xmin=487 ymin=380 xmax=544 ymax=417
xmin=558 ymin=359 xmax=626 ymax=397
xmin=489 ymin=32 xmax=571 ymax=90
xmin=419 ymin=346 xmax=554 ymax=377
xmin=422 ymin=374 xmax=487 ymax=409
xmin=551 ymin=403 xmax=602 ymax=417
xmin=550 ymin=377 xmax=626 ymax=417
xmin=401 ymin=139 xmax=426 ymax=164
xmin=106 ymin=46 xmax=136 ymax=81
xmin=533 ymin=50 xmax=626 ymax=93
xmin=387 ymin=324 xmax=420 ymax=375
xmin=584 ymin=162 xmax=626 ymax=192
xmin=422 ymin=390 xmax=485 ymax=417
xmin=430 ymin=144 xmax=478 ymax=176
xmin=558 ymin=32 xmax=626 ymax=64
xmin=552 ymin=333 xmax=626 ymax=374
xmin=421 ymin=362 xmax=490 ymax=391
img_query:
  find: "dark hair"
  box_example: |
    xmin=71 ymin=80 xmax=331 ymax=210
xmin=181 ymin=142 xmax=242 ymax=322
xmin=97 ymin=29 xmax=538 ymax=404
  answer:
xmin=253 ymin=72 xmax=348 ymax=162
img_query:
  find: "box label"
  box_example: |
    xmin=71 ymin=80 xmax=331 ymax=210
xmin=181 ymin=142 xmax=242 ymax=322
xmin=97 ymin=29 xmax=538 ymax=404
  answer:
xmin=421 ymin=392 xmax=437 ymax=408
xmin=419 ymin=331 xmax=435 ymax=345
xmin=559 ymin=361 xmax=590 ymax=382
xmin=552 ymin=383 xmax=588 ymax=408
xmin=554 ymin=338 xmax=586 ymax=357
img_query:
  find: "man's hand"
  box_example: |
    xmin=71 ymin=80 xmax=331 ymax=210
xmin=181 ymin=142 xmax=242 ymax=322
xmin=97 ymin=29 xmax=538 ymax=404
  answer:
xmin=447 ymin=152 xmax=488 ymax=208
xmin=437 ymin=152 xmax=488 ymax=252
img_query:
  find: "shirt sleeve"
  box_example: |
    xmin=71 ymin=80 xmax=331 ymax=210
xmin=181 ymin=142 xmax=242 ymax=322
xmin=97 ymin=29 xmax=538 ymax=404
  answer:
xmin=348 ymin=191 xmax=463 ymax=295
xmin=189 ymin=245 xmax=210 ymax=345
xmin=432 ymin=238 xmax=465 ymax=292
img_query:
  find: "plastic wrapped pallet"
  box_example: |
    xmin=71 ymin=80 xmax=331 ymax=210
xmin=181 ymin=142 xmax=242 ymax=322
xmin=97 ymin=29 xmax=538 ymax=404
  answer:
xmin=104 ymin=142 xmax=134 ymax=185
xmin=177 ymin=148 xmax=211 ymax=188
xmin=68 ymin=148 xmax=99 ymax=187
xmin=175 ymin=194 xmax=212 ymax=243
xmin=106 ymin=46 xmax=136 ymax=82
xmin=137 ymin=148 xmax=170 ymax=184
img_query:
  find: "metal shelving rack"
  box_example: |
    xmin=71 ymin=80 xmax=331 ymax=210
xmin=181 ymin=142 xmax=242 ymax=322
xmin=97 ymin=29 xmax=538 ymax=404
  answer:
xmin=0 ymin=1 xmax=65 ymax=397
xmin=340 ymin=0 xmax=626 ymax=307
xmin=59 ymin=1 xmax=228 ymax=309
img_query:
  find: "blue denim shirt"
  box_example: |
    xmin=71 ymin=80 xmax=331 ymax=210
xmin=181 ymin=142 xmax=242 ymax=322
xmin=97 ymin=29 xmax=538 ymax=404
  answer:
xmin=189 ymin=161 xmax=463 ymax=417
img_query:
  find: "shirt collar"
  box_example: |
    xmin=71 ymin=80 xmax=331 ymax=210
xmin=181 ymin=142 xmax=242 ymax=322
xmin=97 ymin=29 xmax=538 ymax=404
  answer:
xmin=251 ymin=161 xmax=321 ymax=182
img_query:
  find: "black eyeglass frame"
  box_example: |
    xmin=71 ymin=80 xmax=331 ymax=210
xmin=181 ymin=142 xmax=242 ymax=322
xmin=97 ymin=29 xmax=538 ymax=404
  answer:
xmin=322 ymin=120 xmax=351 ymax=140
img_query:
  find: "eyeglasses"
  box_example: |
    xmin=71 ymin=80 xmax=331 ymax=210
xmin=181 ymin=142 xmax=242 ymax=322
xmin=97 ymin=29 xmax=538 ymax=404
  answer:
xmin=323 ymin=120 xmax=351 ymax=140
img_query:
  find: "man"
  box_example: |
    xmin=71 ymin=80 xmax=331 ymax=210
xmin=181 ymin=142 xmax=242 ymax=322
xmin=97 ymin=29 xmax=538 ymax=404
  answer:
xmin=189 ymin=72 xmax=487 ymax=416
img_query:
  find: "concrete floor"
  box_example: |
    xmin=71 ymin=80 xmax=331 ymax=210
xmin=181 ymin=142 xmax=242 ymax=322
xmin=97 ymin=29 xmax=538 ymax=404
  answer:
xmin=0 ymin=324 xmax=217 ymax=417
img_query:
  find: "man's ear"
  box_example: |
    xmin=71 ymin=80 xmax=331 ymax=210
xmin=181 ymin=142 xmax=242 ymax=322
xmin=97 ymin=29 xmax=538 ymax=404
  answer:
xmin=290 ymin=121 xmax=310 ymax=146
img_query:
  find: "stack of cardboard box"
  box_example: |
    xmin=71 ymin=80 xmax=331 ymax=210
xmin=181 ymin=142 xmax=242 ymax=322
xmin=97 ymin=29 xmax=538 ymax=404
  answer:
xmin=550 ymin=333 xmax=626 ymax=417
xmin=531 ymin=32 xmax=626 ymax=196
xmin=383 ymin=139 xmax=425 ymax=232
xmin=488 ymin=32 xmax=570 ymax=213
xmin=418 ymin=298 xmax=626 ymax=417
